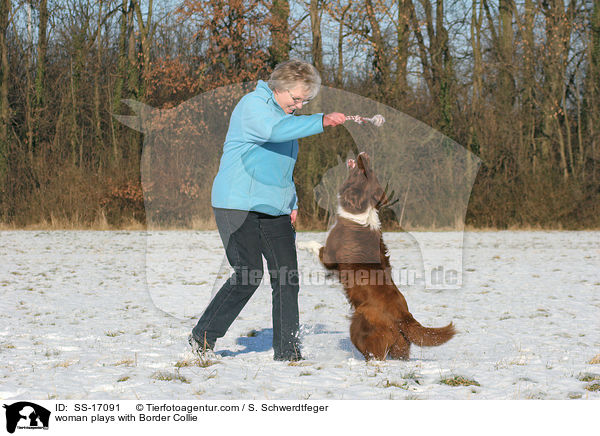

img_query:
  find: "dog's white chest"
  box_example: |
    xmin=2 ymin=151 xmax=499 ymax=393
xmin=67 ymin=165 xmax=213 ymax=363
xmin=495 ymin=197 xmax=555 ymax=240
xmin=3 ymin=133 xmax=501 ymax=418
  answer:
xmin=337 ymin=205 xmax=381 ymax=231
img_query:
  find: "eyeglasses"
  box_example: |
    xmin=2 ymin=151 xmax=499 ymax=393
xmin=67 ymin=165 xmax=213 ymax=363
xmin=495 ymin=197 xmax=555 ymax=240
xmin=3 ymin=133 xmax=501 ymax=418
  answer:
xmin=287 ymin=89 xmax=311 ymax=106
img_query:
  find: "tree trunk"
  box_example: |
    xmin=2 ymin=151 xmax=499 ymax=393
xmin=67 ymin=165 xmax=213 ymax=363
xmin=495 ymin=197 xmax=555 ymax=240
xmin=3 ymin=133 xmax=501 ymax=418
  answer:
xmin=111 ymin=0 xmax=129 ymax=165
xmin=127 ymin=1 xmax=138 ymax=98
xmin=25 ymin=2 xmax=33 ymax=158
xmin=420 ymin=0 xmax=455 ymax=134
xmin=540 ymin=0 xmax=575 ymax=179
xmin=364 ymin=0 xmax=390 ymax=87
xmin=133 ymin=0 xmax=153 ymax=99
xmin=35 ymin=0 xmax=48 ymax=111
xmin=497 ymin=0 xmax=515 ymax=111
xmin=335 ymin=4 xmax=350 ymax=86
xmin=270 ymin=0 xmax=290 ymax=68
xmin=395 ymin=0 xmax=410 ymax=99
xmin=93 ymin=0 xmax=104 ymax=172
xmin=309 ymin=0 xmax=322 ymax=71
xmin=585 ymin=0 xmax=600 ymax=181
xmin=126 ymin=0 xmax=140 ymax=162
xmin=30 ymin=0 xmax=48 ymax=161
xmin=469 ymin=0 xmax=483 ymax=154
xmin=521 ymin=0 xmax=536 ymax=172
xmin=435 ymin=0 xmax=454 ymax=134
xmin=0 ymin=0 xmax=10 ymax=147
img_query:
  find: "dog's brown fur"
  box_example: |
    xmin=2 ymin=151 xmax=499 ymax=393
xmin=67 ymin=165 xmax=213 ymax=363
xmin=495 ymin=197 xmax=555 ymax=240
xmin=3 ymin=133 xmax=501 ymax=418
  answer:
xmin=319 ymin=152 xmax=455 ymax=360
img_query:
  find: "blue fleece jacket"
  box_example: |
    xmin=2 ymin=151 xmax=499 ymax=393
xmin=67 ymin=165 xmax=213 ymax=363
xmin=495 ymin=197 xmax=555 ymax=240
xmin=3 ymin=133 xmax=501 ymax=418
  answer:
xmin=211 ymin=80 xmax=324 ymax=216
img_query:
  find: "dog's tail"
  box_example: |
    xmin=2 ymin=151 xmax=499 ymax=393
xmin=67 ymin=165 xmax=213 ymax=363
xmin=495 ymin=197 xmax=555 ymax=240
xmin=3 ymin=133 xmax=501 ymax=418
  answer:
xmin=398 ymin=313 xmax=456 ymax=347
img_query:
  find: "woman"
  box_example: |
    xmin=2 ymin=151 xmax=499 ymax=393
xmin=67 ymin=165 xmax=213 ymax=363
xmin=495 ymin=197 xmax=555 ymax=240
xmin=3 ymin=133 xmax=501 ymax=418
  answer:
xmin=189 ymin=59 xmax=346 ymax=361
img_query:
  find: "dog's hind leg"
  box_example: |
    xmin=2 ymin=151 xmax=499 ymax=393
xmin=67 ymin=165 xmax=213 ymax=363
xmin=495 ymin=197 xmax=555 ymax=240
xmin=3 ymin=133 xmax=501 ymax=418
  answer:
xmin=388 ymin=333 xmax=410 ymax=360
xmin=350 ymin=311 xmax=393 ymax=360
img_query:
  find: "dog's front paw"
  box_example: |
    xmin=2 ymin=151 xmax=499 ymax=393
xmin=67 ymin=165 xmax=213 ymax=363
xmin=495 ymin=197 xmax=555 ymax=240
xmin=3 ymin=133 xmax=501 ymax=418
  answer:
xmin=297 ymin=240 xmax=323 ymax=257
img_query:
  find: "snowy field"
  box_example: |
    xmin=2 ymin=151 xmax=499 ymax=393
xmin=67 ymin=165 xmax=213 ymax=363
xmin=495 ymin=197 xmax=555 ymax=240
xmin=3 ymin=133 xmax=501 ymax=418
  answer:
xmin=1 ymin=230 xmax=599 ymax=400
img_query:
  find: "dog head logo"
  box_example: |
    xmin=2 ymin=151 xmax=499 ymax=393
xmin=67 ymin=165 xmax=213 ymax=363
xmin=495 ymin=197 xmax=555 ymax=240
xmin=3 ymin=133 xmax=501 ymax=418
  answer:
xmin=3 ymin=402 xmax=50 ymax=433
xmin=114 ymin=84 xmax=480 ymax=318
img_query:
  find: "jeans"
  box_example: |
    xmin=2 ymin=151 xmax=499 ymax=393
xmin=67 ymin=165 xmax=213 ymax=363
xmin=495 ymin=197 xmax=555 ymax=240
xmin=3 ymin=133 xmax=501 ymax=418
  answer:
xmin=192 ymin=208 xmax=301 ymax=360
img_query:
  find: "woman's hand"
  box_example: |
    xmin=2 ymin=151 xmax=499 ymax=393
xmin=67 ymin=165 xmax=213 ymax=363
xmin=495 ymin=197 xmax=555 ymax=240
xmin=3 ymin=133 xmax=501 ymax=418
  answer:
xmin=323 ymin=112 xmax=346 ymax=127
xmin=290 ymin=209 xmax=298 ymax=225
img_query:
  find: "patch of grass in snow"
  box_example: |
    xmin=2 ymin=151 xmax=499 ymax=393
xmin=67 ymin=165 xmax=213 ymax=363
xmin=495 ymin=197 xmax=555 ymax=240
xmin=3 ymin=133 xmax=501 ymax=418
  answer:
xmin=288 ymin=361 xmax=312 ymax=367
xmin=439 ymin=375 xmax=480 ymax=387
xmin=524 ymin=391 xmax=546 ymax=399
xmin=402 ymin=371 xmax=421 ymax=383
xmin=380 ymin=379 xmax=410 ymax=390
xmin=589 ymin=354 xmax=600 ymax=364
xmin=151 ymin=371 xmax=190 ymax=384
xmin=117 ymin=376 xmax=130 ymax=382
xmin=53 ymin=360 xmax=78 ymax=368
xmin=205 ymin=371 xmax=218 ymax=380
xmin=495 ymin=355 xmax=528 ymax=368
xmin=112 ymin=358 xmax=135 ymax=367
xmin=578 ymin=373 xmax=600 ymax=382
xmin=175 ymin=356 xmax=220 ymax=368
xmin=44 ymin=349 xmax=61 ymax=358
xmin=585 ymin=383 xmax=600 ymax=392
xmin=105 ymin=330 xmax=125 ymax=337
xmin=529 ymin=308 xmax=549 ymax=318
xmin=299 ymin=372 xmax=312 ymax=376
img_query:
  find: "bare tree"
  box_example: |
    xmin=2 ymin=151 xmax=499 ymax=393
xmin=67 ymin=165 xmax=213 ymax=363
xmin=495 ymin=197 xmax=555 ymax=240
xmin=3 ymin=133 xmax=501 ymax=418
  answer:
xmin=0 ymin=0 xmax=10 ymax=149
xmin=409 ymin=0 xmax=456 ymax=133
xmin=309 ymin=0 xmax=323 ymax=71
xmin=585 ymin=0 xmax=600 ymax=179
xmin=539 ymin=0 xmax=576 ymax=180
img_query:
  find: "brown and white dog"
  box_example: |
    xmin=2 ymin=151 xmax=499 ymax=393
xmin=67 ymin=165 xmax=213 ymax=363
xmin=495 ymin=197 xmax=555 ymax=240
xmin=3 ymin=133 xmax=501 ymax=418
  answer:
xmin=316 ymin=152 xmax=455 ymax=360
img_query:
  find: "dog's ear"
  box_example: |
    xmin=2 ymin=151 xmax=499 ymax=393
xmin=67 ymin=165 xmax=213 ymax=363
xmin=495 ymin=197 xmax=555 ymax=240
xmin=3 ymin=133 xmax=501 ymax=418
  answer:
xmin=357 ymin=155 xmax=365 ymax=171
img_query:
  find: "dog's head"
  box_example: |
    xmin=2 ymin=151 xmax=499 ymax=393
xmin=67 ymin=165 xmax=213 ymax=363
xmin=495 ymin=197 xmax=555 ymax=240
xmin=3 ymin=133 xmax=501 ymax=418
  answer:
xmin=338 ymin=152 xmax=388 ymax=214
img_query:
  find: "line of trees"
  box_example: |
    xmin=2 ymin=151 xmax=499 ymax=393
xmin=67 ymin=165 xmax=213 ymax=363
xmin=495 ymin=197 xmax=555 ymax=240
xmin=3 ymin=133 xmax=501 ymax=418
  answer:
xmin=0 ymin=0 xmax=598 ymax=229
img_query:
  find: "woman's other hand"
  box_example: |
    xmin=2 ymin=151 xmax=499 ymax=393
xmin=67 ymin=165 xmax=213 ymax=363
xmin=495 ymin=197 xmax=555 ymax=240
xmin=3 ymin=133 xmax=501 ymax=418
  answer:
xmin=290 ymin=209 xmax=298 ymax=225
xmin=323 ymin=113 xmax=346 ymax=127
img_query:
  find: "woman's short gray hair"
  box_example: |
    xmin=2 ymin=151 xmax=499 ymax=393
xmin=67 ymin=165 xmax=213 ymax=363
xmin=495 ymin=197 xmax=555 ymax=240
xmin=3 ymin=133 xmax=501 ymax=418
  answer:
xmin=268 ymin=59 xmax=322 ymax=100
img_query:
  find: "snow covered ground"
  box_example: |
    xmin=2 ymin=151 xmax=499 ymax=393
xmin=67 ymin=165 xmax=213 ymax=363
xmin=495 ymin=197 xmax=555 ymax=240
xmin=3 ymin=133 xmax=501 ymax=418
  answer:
xmin=1 ymin=230 xmax=599 ymax=400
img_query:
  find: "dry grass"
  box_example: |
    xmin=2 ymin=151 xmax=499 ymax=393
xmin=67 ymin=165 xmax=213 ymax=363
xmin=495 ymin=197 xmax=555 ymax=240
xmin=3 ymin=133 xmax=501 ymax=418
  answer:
xmin=112 ymin=359 xmax=135 ymax=367
xmin=585 ymin=383 xmax=600 ymax=392
xmin=53 ymin=360 xmax=78 ymax=368
xmin=3 ymin=215 xmax=596 ymax=232
xmin=440 ymin=375 xmax=480 ymax=387
xmin=287 ymin=361 xmax=312 ymax=367
xmin=105 ymin=330 xmax=125 ymax=337
xmin=380 ymin=379 xmax=410 ymax=389
xmin=175 ymin=355 xmax=220 ymax=368
xmin=577 ymin=373 xmax=600 ymax=382
xmin=0 ymin=212 xmax=146 ymax=231
xmin=151 ymin=371 xmax=190 ymax=383
xmin=589 ymin=354 xmax=600 ymax=364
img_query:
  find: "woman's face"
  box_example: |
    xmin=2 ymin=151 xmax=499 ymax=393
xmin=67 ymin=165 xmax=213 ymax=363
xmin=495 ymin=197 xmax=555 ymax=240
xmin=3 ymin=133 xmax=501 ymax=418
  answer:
xmin=274 ymin=85 xmax=311 ymax=114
